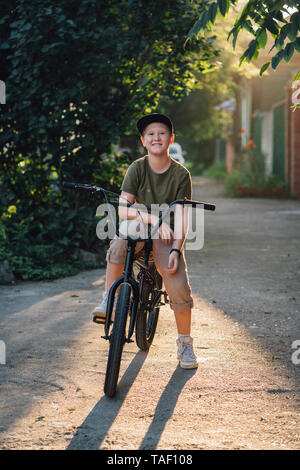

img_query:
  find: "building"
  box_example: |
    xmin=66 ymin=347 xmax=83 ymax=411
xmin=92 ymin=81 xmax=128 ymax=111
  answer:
xmin=226 ymin=41 xmax=300 ymax=198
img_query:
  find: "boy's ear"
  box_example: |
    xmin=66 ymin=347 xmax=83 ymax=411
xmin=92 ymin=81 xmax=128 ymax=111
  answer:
xmin=170 ymin=133 xmax=175 ymax=144
xmin=140 ymin=135 xmax=145 ymax=147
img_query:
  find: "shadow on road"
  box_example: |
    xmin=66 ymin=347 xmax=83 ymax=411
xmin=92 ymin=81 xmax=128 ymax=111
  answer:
xmin=139 ymin=365 xmax=197 ymax=450
xmin=67 ymin=350 xmax=148 ymax=450
xmin=67 ymin=358 xmax=197 ymax=450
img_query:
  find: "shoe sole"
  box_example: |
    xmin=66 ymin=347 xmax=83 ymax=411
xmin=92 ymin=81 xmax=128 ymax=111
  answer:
xmin=179 ymin=361 xmax=199 ymax=369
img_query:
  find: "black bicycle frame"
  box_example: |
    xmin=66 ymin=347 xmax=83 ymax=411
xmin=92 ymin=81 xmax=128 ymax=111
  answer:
xmin=102 ymin=238 xmax=141 ymax=342
xmin=62 ymin=181 xmax=216 ymax=342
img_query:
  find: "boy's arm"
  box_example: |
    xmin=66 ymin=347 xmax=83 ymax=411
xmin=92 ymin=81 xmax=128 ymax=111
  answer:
xmin=118 ymin=191 xmax=159 ymax=226
xmin=171 ymin=203 xmax=189 ymax=252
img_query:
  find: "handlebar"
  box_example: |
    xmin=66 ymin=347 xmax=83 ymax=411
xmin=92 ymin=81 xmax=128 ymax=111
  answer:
xmin=62 ymin=181 xmax=216 ymax=241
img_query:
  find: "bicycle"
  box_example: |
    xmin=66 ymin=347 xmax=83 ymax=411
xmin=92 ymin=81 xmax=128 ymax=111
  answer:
xmin=63 ymin=181 xmax=215 ymax=397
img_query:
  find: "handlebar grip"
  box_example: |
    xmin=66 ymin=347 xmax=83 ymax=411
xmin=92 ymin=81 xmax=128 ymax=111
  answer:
xmin=203 ymin=203 xmax=216 ymax=211
xmin=62 ymin=182 xmax=77 ymax=189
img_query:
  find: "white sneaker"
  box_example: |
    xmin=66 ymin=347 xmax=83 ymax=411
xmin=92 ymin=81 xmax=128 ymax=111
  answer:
xmin=176 ymin=336 xmax=199 ymax=369
xmin=92 ymin=291 xmax=117 ymax=323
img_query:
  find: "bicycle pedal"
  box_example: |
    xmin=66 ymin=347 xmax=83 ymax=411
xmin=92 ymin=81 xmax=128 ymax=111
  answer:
xmin=125 ymin=338 xmax=134 ymax=343
xmin=93 ymin=315 xmax=106 ymax=325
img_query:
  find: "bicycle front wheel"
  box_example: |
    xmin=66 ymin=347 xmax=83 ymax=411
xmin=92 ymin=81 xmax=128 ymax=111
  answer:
xmin=135 ymin=268 xmax=162 ymax=351
xmin=104 ymin=282 xmax=132 ymax=398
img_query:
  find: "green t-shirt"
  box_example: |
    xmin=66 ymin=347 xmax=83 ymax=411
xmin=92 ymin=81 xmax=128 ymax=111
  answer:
xmin=120 ymin=154 xmax=192 ymax=229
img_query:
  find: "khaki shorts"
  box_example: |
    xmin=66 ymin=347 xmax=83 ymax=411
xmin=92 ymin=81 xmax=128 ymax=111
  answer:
xmin=106 ymin=237 xmax=194 ymax=312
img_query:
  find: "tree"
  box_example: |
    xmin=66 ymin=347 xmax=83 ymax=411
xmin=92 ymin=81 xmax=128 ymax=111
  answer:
xmin=0 ymin=0 xmax=219 ymax=279
xmin=185 ymin=0 xmax=300 ymax=99
xmin=0 ymin=0 xmax=219 ymax=195
xmin=160 ymin=8 xmax=259 ymax=173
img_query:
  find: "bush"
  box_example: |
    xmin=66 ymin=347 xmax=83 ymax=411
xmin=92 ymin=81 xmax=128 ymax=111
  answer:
xmin=225 ymin=148 xmax=288 ymax=198
xmin=0 ymin=152 xmax=131 ymax=281
xmin=0 ymin=200 xmax=104 ymax=281
xmin=201 ymin=162 xmax=227 ymax=180
xmin=184 ymin=161 xmax=204 ymax=176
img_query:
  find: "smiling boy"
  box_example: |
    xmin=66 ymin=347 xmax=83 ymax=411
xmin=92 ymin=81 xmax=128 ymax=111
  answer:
xmin=93 ymin=113 xmax=198 ymax=369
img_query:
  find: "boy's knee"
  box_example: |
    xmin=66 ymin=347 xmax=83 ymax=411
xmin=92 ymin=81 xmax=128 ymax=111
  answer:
xmin=106 ymin=238 xmax=127 ymax=264
xmin=106 ymin=238 xmax=144 ymax=264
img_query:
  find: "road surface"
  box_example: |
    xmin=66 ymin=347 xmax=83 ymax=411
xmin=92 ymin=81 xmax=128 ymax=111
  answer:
xmin=0 ymin=178 xmax=299 ymax=450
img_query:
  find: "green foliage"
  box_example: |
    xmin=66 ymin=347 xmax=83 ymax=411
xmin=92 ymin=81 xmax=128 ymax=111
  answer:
xmin=160 ymin=9 xmax=254 ymax=174
xmin=201 ymin=161 xmax=227 ymax=179
xmin=186 ymin=0 xmax=300 ymax=90
xmin=0 ymin=0 xmax=217 ymax=281
xmin=225 ymin=148 xmax=288 ymax=197
xmin=0 ymin=186 xmax=105 ymax=280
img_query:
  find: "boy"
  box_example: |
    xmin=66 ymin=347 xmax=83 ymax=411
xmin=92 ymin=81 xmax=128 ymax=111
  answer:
xmin=93 ymin=113 xmax=198 ymax=369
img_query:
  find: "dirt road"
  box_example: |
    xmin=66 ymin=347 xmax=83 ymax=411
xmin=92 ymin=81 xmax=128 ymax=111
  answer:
xmin=0 ymin=178 xmax=299 ymax=450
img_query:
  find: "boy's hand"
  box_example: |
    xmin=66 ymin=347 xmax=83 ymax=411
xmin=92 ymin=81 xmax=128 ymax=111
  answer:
xmin=167 ymin=251 xmax=179 ymax=274
xmin=158 ymin=221 xmax=174 ymax=244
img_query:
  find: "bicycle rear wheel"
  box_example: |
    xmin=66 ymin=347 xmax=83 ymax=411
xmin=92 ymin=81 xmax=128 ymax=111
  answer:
xmin=104 ymin=282 xmax=132 ymax=397
xmin=135 ymin=266 xmax=162 ymax=351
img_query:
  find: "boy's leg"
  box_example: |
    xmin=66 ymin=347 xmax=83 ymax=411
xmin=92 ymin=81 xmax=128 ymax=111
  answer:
xmin=152 ymin=238 xmax=194 ymax=320
xmin=173 ymin=308 xmax=191 ymax=336
xmin=105 ymin=262 xmax=123 ymax=292
xmin=152 ymin=239 xmax=198 ymax=369
xmin=105 ymin=238 xmax=145 ymax=290
xmin=92 ymin=238 xmax=144 ymax=320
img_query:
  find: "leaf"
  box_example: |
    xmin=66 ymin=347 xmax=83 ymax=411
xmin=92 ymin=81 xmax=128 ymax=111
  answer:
xmin=243 ymin=19 xmax=255 ymax=35
xmin=273 ymin=10 xmax=285 ymax=23
xmin=246 ymin=39 xmax=258 ymax=62
xmin=218 ymin=0 xmax=228 ymax=17
xmin=186 ymin=16 xmax=203 ymax=41
xmin=295 ymin=38 xmax=300 ymax=53
xmin=239 ymin=50 xmax=248 ymax=67
xmin=274 ymin=34 xmax=285 ymax=51
xmin=256 ymin=28 xmax=268 ymax=49
xmin=287 ymin=21 xmax=298 ymax=41
xmin=293 ymin=71 xmax=300 ymax=83
xmin=284 ymin=42 xmax=294 ymax=63
xmin=291 ymin=11 xmax=300 ymax=30
xmin=227 ymin=19 xmax=239 ymax=40
xmin=269 ymin=0 xmax=284 ymax=14
xmin=232 ymin=29 xmax=240 ymax=50
xmin=271 ymin=50 xmax=285 ymax=70
xmin=259 ymin=62 xmax=270 ymax=76
xmin=201 ymin=11 xmax=209 ymax=30
xmin=239 ymin=1 xmax=253 ymax=22
xmin=253 ymin=49 xmax=259 ymax=61
xmin=264 ymin=18 xmax=279 ymax=35
xmin=209 ymin=2 xmax=218 ymax=24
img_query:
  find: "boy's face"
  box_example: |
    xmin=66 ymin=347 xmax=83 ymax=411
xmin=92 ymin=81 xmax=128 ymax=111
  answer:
xmin=140 ymin=122 xmax=174 ymax=156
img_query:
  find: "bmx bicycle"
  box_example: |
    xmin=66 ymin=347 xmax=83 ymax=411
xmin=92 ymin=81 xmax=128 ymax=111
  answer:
xmin=63 ymin=182 xmax=215 ymax=397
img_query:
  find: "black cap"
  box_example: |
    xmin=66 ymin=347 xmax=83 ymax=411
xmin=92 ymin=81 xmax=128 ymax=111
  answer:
xmin=137 ymin=113 xmax=174 ymax=135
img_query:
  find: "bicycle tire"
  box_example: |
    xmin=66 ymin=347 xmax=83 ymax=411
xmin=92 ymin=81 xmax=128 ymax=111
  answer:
xmin=104 ymin=282 xmax=132 ymax=397
xmin=135 ymin=266 xmax=162 ymax=351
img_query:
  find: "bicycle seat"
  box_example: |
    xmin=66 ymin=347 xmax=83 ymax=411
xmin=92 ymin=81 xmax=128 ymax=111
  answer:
xmin=135 ymin=249 xmax=154 ymax=263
